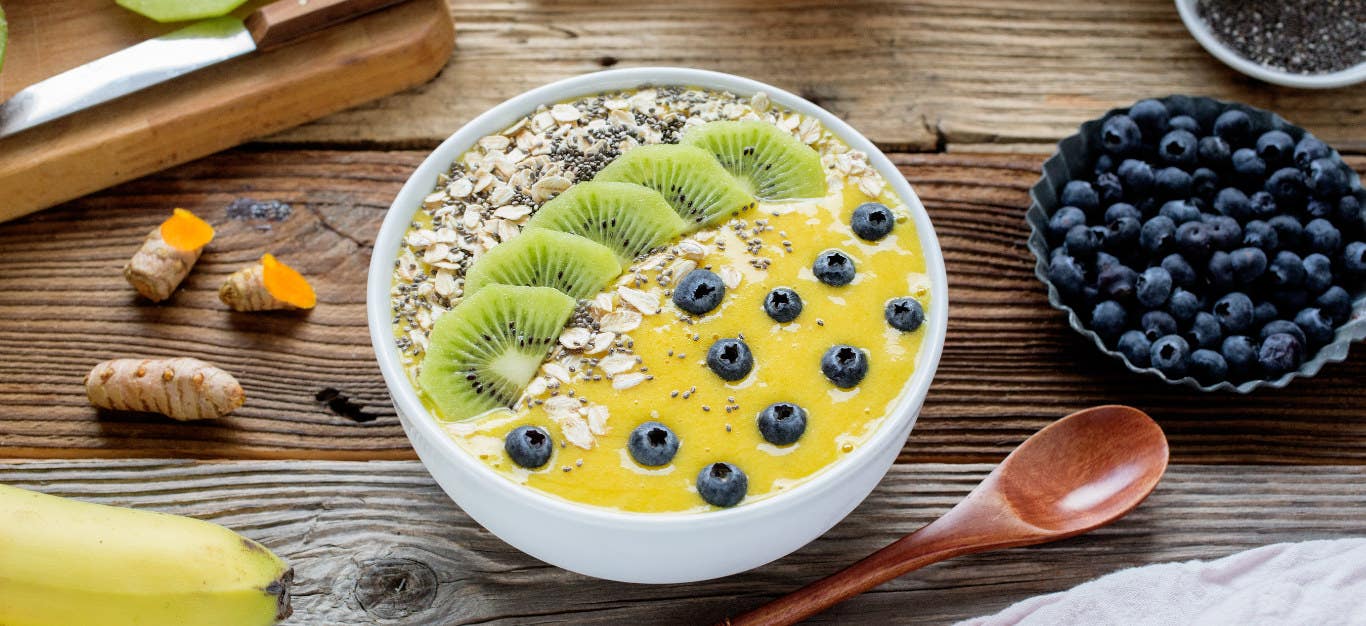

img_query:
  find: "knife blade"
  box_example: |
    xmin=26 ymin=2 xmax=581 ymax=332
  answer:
xmin=0 ymin=0 xmax=408 ymax=140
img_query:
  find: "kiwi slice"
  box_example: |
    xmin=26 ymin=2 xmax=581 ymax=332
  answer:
xmin=525 ymin=181 xmax=688 ymax=263
xmin=464 ymin=227 xmax=622 ymax=299
xmin=0 ymin=5 xmax=7 ymax=74
xmin=683 ymin=121 xmax=828 ymax=200
xmin=116 ymin=0 xmax=249 ymax=22
xmin=594 ymin=144 xmax=757 ymax=227
xmin=418 ymin=284 xmax=575 ymax=421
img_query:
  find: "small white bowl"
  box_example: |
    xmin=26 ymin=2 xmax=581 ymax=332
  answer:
xmin=1175 ymin=0 xmax=1366 ymax=89
xmin=366 ymin=67 xmax=948 ymax=583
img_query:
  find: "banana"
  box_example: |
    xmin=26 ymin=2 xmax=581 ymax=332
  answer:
xmin=0 ymin=484 xmax=292 ymax=626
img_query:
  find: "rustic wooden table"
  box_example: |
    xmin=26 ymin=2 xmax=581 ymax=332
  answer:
xmin=2 ymin=1 xmax=1363 ymax=623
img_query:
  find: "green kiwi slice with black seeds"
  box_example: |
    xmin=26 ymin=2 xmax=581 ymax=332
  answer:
xmin=525 ymin=181 xmax=688 ymax=263
xmin=682 ymin=120 xmax=827 ymax=200
xmin=463 ymin=227 xmax=622 ymax=299
xmin=593 ymin=144 xmax=756 ymax=227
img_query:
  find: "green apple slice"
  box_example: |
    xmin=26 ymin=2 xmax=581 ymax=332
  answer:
xmin=116 ymin=0 xmax=250 ymax=23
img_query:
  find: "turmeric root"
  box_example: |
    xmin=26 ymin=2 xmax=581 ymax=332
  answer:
xmin=85 ymin=358 xmax=244 ymax=421
xmin=219 ymin=253 xmax=317 ymax=311
xmin=123 ymin=209 xmax=216 ymax=302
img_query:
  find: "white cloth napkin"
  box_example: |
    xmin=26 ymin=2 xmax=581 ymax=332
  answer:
xmin=958 ymin=538 xmax=1366 ymax=626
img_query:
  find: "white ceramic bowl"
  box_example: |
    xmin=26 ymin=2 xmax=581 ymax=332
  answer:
xmin=1175 ymin=0 xmax=1366 ymax=89
xmin=367 ymin=67 xmax=949 ymax=583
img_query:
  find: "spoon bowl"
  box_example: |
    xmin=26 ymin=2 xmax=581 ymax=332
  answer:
xmin=727 ymin=405 xmax=1169 ymax=626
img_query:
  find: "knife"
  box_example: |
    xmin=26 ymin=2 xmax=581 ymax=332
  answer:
xmin=0 ymin=0 xmax=407 ymax=139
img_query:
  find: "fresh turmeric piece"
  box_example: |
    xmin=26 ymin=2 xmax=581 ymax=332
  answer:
xmin=85 ymin=357 xmax=245 ymax=421
xmin=123 ymin=209 xmax=216 ymax=302
xmin=219 ymin=253 xmax=317 ymax=311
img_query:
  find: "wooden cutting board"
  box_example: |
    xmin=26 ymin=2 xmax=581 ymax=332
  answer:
xmin=0 ymin=0 xmax=453 ymax=222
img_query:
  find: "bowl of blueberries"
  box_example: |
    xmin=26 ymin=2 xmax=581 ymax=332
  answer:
xmin=1028 ymin=95 xmax=1365 ymax=392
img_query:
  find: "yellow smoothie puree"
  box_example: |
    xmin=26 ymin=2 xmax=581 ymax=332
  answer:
xmin=437 ymin=183 xmax=930 ymax=513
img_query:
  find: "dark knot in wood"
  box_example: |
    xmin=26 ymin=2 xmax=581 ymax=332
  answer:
xmin=353 ymin=558 xmax=438 ymax=619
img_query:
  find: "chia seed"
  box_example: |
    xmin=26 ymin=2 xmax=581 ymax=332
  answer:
xmin=1198 ymin=0 xmax=1365 ymax=74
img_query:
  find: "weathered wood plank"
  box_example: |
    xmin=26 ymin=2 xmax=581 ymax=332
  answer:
xmin=265 ymin=0 xmax=1366 ymax=151
xmin=1 ymin=460 xmax=1362 ymax=624
xmin=0 ymin=150 xmax=1363 ymax=462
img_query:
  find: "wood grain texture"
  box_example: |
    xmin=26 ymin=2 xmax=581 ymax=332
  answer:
xmin=1 ymin=459 xmax=1362 ymax=624
xmin=0 ymin=150 xmax=1362 ymax=462
xmin=266 ymin=0 xmax=1366 ymax=152
xmin=0 ymin=0 xmax=453 ymax=221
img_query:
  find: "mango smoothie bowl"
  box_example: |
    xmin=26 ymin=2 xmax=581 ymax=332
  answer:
xmin=367 ymin=68 xmax=947 ymax=583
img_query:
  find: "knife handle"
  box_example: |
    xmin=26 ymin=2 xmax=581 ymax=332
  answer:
xmin=246 ymin=0 xmax=412 ymax=51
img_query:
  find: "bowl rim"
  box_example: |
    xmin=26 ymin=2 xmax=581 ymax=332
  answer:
xmin=366 ymin=66 xmax=949 ymax=525
xmin=1173 ymin=0 xmax=1366 ymax=90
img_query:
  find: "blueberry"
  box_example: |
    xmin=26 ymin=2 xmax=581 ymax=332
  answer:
xmin=1230 ymin=247 xmax=1269 ymax=283
xmin=1259 ymin=333 xmax=1304 ymax=376
xmin=1094 ymin=154 xmax=1116 ymax=176
xmin=1090 ymin=300 xmax=1128 ymax=339
xmin=1265 ymin=167 xmax=1308 ymax=210
xmin=1213 ymin=292 xmax=1254 ymax=334
xmin=1129 ymin=99 xmax=1170 ymax=138
xmin=696 ymin=462 xmax=748 ymax=507
xmin=1214 ymin=110 xmax=1253 ymax=144
xmin=1305 ymin=199 xmax=1335 ymax=220
xmin=1158 ymin=130 xmax=1198 ymax=168
xmin=1214 ymin=187 xmax=1252 ymax=220
xmin=706 ymin=338 xmax=754 ymax=381
xmin=673 ymin=269 xmax=726 ymax=315
xmin=821 ymin=345 xmax=869 ymax=388
xmin=1189 ymin=349 xmax=1229 ymax=383
xmin=1205 ymin=215 xmax=1242 ymax=250
xmin=1140 ymin=216 xmax=1177 ymax=255
xmin=764 ymin=287 xmax=803 ymax=323
xmin=812 ymin=249 xmax=856 ymax=286
xmin=1231 ymin=148 xmax=1266 ymax=184
xmin=1248 ymin=191 xmax=1278 ymax=218
xmin=1304 ymin=219 xmax=1341 ymax=255
xmin=1061 ymin=181 xmax=1100 ymax=213
xmin=1097 ymin=264 xmax=1138 ymax=301
xmin=504 ymin=425 xmax=553 ymax=469
xmin=1175 ymin=221 xmax=1213 ymax=259
xmin=1303 ymin=254 xmax=1333 ymax=294
xmin=1187 ymin=312 xmax=1223 ymax=349
xmin=1168 ymin=115 xmax=1200 ymax=135
xmin=1095 ymin=251 xmax=1123 ymax=271
xmin=1105 ymin=202 xmax=1142 ymax=222
xmin=756 ymin=403 xmax=807 ymax=446
xmin=1267 ymin=214 xmax=1303 ymax=249
xmin=1136 ymin=267 xmax=1174 ymax=308
xmin=1260 ymin=320 xmax=1308 ymax=346
xmin=1337 ymin=196 xmax=1362 ymax=225
xmin=1254 ymin=301 xmax=1280 ymax=327
xmin=1269 ymin=251 xmax=1306 ymax=289
xmin=1293 ymin=135 xmax=1331 ymax=169
xmin=1154 ymin=167 xmax=1193 ymax=199
xmin=1307 ymin=158 xmax=1349 ymax=199
xmin=1221 ymin=335 xmax=1258 ymax=378
xmin=1243 ymin=220 xmax=1279 ymax=252
xmin=1048 ymin=254 xmax=1087 ymax=297
xmin=1255 ymin=130 xmax=1295 ymax=166
xmin=1207 ymin=250 xmax=1234 ymax=291
xmin=1141 ymin=310 xmax=1179 ymax=341
xmin=851 ymin=202 xmax=895 ymax=241
xmin=1192 ymin=167 xmax=1221 ymax=200
xmin=1168 ymin=288 xmax=1201 ymax=322
xmin=1106 ymin=217 xmax=1142 ymax=251
xmin=1117 ymin=159 xmax=1155 ymax=196
xmin=1047 ymin=206 xmax=1088 ymax=243
xmin=1095 ymin=173 xmax=1125 ymax=206
xmin=1198 ymin=136 xmax=1232 ymax=169
xmin=1294 ymin=307 xmax=1336 ymax=347
xmin=1316 ymin=286 xmax=1352 ymax=324
xmin=1343 ymin=241 xmax=1366 ymax=276
xmin=1101 ymin=114 xmax=1143 ymax=155
xmin=628 ymin=421 xmax=680 ymax=466
xmin=1065 ymin=224 xmax=1102 ymax=259
xmin=1160 ymin=200 xmax=1202 ymax=224
xmin=1271 ymin=288 xmax=1311 ymax=313
xmin=1162 ymin=253 xmax=1199 ymax=287
xmin=885 ymin=297 xmax=925 ymax=332
xmin=1117 ymin=330 xmax=1153 ymax=367
xmin=1150 ymin=335 xmax=1192 ymax=377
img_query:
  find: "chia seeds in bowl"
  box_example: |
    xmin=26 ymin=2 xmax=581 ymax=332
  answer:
xmin=1197 ymin=0 xmax=1365 ymax=76
xmin=1027 ymin=95 xmax=1366 ymax=393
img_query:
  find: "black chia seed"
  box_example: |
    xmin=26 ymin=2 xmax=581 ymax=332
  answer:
xmin=1197 ymin=0 xmax=1365 ymax=75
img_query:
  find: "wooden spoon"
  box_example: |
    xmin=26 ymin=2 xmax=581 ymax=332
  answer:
xmin=726 ymin=405 xmax=1168 ymax=626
